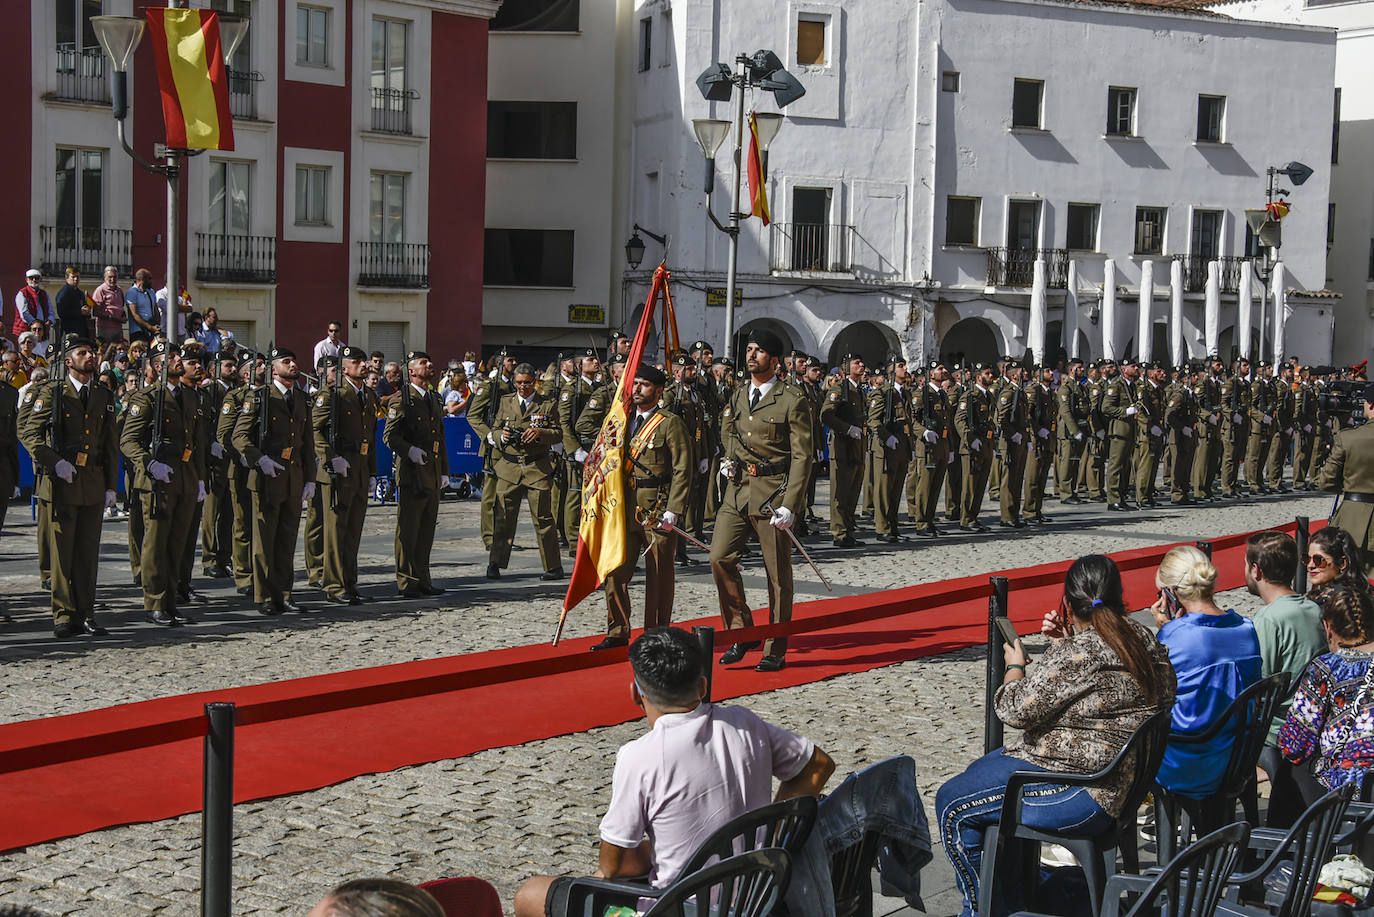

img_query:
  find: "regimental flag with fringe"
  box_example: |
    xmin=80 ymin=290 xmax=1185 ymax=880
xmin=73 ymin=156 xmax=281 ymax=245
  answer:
xmin=145 ymin=8 xmax=235 ymax=151
xmin=557 ymin=263 xmax=681 ymax=642
xmin=746 ymin=112 xmax=771 ymax=225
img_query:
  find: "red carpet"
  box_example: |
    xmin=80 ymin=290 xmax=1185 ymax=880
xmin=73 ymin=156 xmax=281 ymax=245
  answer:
xmin=0 ymin=519 xmax=1314 ymax=852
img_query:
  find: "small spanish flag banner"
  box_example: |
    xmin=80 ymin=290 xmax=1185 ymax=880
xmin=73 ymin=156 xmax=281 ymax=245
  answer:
xmin=145 ymin=8 xmax=235 ymax=151
xmin=746 ymin=112 xmax=771 ymax=225
xmin=1266 ymin=200 xmax=1291 ymax=221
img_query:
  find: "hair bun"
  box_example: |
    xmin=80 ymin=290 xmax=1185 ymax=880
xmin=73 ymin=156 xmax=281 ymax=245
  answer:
xmin=1159 ymin=545 xmax=1218 ymax=601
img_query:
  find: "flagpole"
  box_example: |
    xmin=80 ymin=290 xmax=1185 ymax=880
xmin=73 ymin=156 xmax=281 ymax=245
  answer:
xmin=722 ymin=55 xmax=747 ymax=364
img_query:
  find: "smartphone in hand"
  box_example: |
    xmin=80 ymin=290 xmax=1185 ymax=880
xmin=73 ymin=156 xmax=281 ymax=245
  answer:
xmin=995 ymin=616 xmax=1020 ymax=646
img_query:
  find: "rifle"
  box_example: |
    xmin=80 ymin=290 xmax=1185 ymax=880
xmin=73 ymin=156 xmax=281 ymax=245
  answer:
xmin=47 ymin=315 xmax=64 ymax=507
xmin=328 ymin=361 xmax=342 ymax=512
xmin=149 ymin=342 xmax=170 ymax=519
xmin=256 ymin=343 xmax=272 ymax=487
xmin=920 ymin=384 xmax=937 ymax=469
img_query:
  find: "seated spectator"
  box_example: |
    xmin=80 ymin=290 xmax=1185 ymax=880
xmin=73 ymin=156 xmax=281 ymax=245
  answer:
xmin=377 ymin=361 xmax=402 ymax=397
xmin=16 ymin=332 xmax=47 ymax=375
xmin=1306 ymin=526 xmax=1371 ymax=608
xmin=1279 ymin=585 xmax=1374 ymax=804
xmin=513 ymin=627 xmax=834 ymax=917
xmin=307 ymin=878 xmax=444 ymax=917
xmin=29 ymin=320 xmax=50 ymax=360
xmin=1245 ymin=531 xmax=1328 ymax=826
xmin=936 ymin=555 xmax=1175 ymax=917
xmin=1151 ymin=545 xmax=1261 ymax=799
xmin=3 ymin=350 xmax=27 ymax=388
xmin=444 ymin=382 xmax=469 ymax=417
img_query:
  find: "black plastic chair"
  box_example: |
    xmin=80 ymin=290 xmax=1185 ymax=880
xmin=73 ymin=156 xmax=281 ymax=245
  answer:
xmin=1216 ymin=784 xmax=1355 ymax=917
xmin=641 ymin=848 xmax=793 ymax=917
xmin=829 ymin=828 xmax=884 ymax=917
xmin=559 ymin=796 xmax=818 ymax=917
xmin=1155 ymin=672 xmax=1292 ymax=865
xmin=978 ymin=709 xmax=1173 ymax=917
xmin=1013 ymin=821 xmax=1250 ymax=917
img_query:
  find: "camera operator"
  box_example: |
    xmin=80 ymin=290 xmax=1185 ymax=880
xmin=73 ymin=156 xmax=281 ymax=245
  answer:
xmin=1319 ymin=381 xmax=1374 ymax=567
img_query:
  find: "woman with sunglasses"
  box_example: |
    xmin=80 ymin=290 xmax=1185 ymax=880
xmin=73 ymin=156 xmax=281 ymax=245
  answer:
xmin=1278 ymin=585 xmax=1374 ymax=802
xmin=1305 ymin=526 xmax=1371 ymax=608
xmin=1150 ymin=544 xmax=1262 ymax=799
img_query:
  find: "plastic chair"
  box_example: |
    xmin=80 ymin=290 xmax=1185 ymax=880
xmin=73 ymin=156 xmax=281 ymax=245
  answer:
xmin=641 ymin=848 xmax=792 ymax=917
xmin=829 ymin=828 xmax=883 ymax=917
xmin=419 ymin=876 xmax=503 ymax=917
xmin=1155 ymin=672 xmax=1292 ymax=865
xmin=559 ymin=796 xmax=818 ymax=917
xmin=1216 ymin=784 xmax=1355 ymax=917
xmin=1013 ymin=822 xmax=1250 ymax=917
xmin=978 ymin=709 xmax=1173 ymax=917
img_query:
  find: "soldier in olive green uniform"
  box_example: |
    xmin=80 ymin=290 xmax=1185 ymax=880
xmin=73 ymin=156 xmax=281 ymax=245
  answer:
xmin=483 ymin=361 xmax=562 ymax=580
xmin=125 ymin=356 xmax=159 ymax=586
xmin=219 ymin=351 xmax=263 ymax=595
xmin=20 ymin=336 xmax=118 ymax=636
xmin=592 ymin=364 xmax=693 ymax=650
xmin=688 ymin=343 xmax=720 ymax=542
xmin=821 ymin=354 xmax=868 ymax=547
xmin=1246 ymin=361 xmax=1277 ymax=493
xmin=867 ymin=356 xmax=912 ymax=542
xmin=176 ymin=345 xmax=211 ymax=604
xmin=573 ymin=354 xmax=628 ymax=449
xmin=303 ymin=359 xmax=334 ymax=589
xmin=944 ymin=369 xmax=966 ymax=521
xmin=1133 ymin=361 xmax=1168 ymax=507
xmin=383 ymin=350 xmax=450 ymax=596
xmin=954 ymin=362 xmax=996 ymax=530
xmin=18 ymin=368 xmax=54 ymax=589
xmin=1191 ymin=357 xmax=1224 ymax=500
xmin=1023 ymin=365 xmax=1056 ymax=523
xmin=1101 ymin=356 xmax=1141 ymax=510
xmin=1319 ymin=383 xmax=1374 ymax=565
xmin=313 ymin=345 xmax=379 ymax=605
xmin=1221 ymin=358 xmax=1253 ymax=496
xmin=1165 ymin=365 xmax=1198 ymax=504
xmin=469 ymin=349 xmax=514 ymax=551
xmin=1294 ymin=369 xmax=1319 ymax=489
xmin=1081 ymin=361 xmax=1111 ymax=501
xmin=665 ymin=353 xmax=712 ymax=558
xmin=994 ymin=361 xmax=1030 ymax=527
xmin=1055 ymin=358 xmax=1088 ymax=502
xmin=711 ymin=328 xmax=813 ymax=672
xmin=200 ymin=352 xmax=237 ymax=577
xmin=549 ymin=352 xmax=576 ymax=547
xmin=908 ymin=360 xmax=954 ymax=536
xmin=1267 ymin=363 xmax=1297 ymax=491
xmin=557 ymin=348 xmax=600 ymax=554
xmin=798 ymin=356 xmax=825 ymax=534
xmin=121 ymin=341 xmax=205 ymax=624
xmin=232 ymin=347 xmax=317 ymax=615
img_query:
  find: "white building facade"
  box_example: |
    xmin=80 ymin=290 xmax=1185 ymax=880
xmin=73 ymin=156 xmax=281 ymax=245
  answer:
xmin=625 ymin=0 xmax=1337 ymax=367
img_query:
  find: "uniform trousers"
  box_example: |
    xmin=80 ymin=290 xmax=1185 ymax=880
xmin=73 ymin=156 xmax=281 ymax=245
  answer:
xmin=229 ymin=467 xmax=255 ymax=590
xmin=323 ymin=468 xmax=368 ymax=597
xmin=48 ymin=501 xmax=103 ymax=626
xmin=396 ymin=484 xmax=441 ymax=591
xmin=37 ymin=497 xmax=53 ymax=584
xmin=251 ymin=488 xmax=302 ymax=603
xmin=1056 ymin=435 xmax=1084 ymax=499
xmin=1245 ymin=425 xmax=1273 ymax=488
xmin=304 ymin=486 xmax=325 ymax=585
xmin=604 ymin=525 xmax=675 ymax=639
xmin=1171 ymin=432 xmax=1196 ymax=501
xmin=1221 ymin=422 xmax=1248 ymax=493
xmin=1267 ymin=430 xmax=1294 ymax=487
xmin=871 ymin=446 xmax=909 ymax=536
xmin=960 ymin=451 xmax=992 ymax=526
xmin=489 ymin=476 xmax=560 ymax=571
xmin=141 ymin=487 xmax=196 ymax=611
xmin=910 ymin=444 xmax=949 ymax=530
xmin=1023 ymin=437 xmax=1053 ymax=517
xmin=710 ymin=486 xmax=793 ymax=658
xmin=829 ymin=446 xmax=864 ymax=538
xmin=999 ymin=444 xmax=1028 ymax=522
xmin=201 ymin=469 xmax=232 ymax=570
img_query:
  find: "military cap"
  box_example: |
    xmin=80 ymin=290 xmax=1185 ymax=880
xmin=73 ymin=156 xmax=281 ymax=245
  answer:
xmin=555 ymin=351 xmax=571 ymax=363
xmin=405 ymin=350 xmax=430 ymax=363
xmin=1003 ymin=357 xmax=1021 ymax=369
xmin=747 ymin=327 xmax=785 ymax=357
xmin=338 ymin=345 xmax=367 ymax=361
xmin=149 ymin=340 xmax=180 ymax=359
xmin=608 ymin=331 xmax=628 ymax=342
xmin=237 ymin=350 xmax=259 ymax=368
xmin=806 ymin=356 xmax=823 ymax=369
xmin=672 ymin=352 xmax=693 ymax=367
xmin=1147 ymin=359 xmax=1166 ymax=370
xmin=1119 ymin=355 xmax=1138 ymax=367
xmin=970 ymin=361 xmax=991 ymax=372
xmin=1257 ymin=359 xmax=1273 ymax=369
xmin=609 ymin=352 xmax=628 ymax=365
xmin=886 ymin=352 xmax=906 ymax=367
xmin=788 ymin=349 xmax=805 ymax=360
xmin=635 ymin=364 xmax=668 ymax=386
xmin=318 ymin=354 xmax=341 ymax=370
xmin=268 ymin=346 xmax=295 ymax=362
xmin=1068 ymin=357 xmax=1084 ymax=366
xmin=181 ymin=342 xmax=206 ymax=360
xmin=718 ymin=357 xmax=735 ymax=369
xmin=62 ymin=334 xmax=94 ymax=353
xmin=839 ymin=352 xmax=863 ymax=365
xmin=690 ymin=340 xmax=712 ymax=353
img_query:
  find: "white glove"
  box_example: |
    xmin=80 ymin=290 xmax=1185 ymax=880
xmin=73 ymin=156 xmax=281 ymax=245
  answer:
xmin=910 ymin=450 xmax=917 ymax=463
xmin=11 ymin=486 xmax=18 ymax=498
xmin=149 ymin=460 xmax=174 ymax=483
xmin=330 ymin=456 xmax=350 ymax=475
xmin=1095 ymin=430 xmax=1106 ymax=440
xmin=947 ymin=452 xmax=958 ymax=464
xmin=1150 ymin=425 xmax=1163 ymax=438
xmin=924 ymin=430 xmax=938 ymax=444
xmin=302 ymin=482 xmax=316 ymax=505
xmin=196 ymin=481 xmax=207 ymax=502
xmin=1074 ymin=432 xmax=1084 ymax=442
xmin=368 ymin=476 xmax=377 ymax=493
xmin=210 ymin=441 xmax=224 ymax=459
xmin=659 ymin=510 xmax=678 ymax=529
xmin=1182 ymin=426 xmax=1193 ymax=438
xmin=440 ymin=475 xmax=450 ymax=489
xmin=407 ymin=446 xmax=427 ymax=465
xmin=970 ymin=438 xmax=982 ymax=452
xmin=770 ymin=506 xmax=794 ymax=530
xmin=1233 ymin=412 xmax=1243 ymax=423
xmin=1038 ymin=428 xmax=1050 ymax=439
xmin=255 ymin=455 xmax=283 ymax=477
xmin=719 ymin=460 xmax=737 ymax=479
xmin=1209 ymin=415 xmax=1219 ymax=426
xmin=698 ymin=458 xmax=709 ymax=474
xmin=885 ymin=435 xmax=898 ymax=450
xmin=846 ymin=425 xmax=862 ymax=440
xmin=1011 ymin=433 xmax=1023 ymax=446
xmin=550 ymin=442 xmax=565 ymax=455
xmin=239 ymin=453 xmax=249 ymax=467
xmin=104 ymin=490 xmax=117 ymax=509
xmin=1304 ymin=424 xmax=1313 ymax=433
xmin=54 ymin=459 xmax=76 ymax=483
xmin=1126 ymin=406 xmax=1138 ymax=417
xmin=1262 ymin=415 xmax=1273 ymax=426
xmin=574 ymin=447 xmax=589 ymax=463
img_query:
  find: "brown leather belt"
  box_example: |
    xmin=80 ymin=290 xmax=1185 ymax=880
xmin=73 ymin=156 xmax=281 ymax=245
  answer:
xmin=746 ymin=461 xmax=787 ymax=476
xmin=630 ymin=475 xmax=666 ymax=489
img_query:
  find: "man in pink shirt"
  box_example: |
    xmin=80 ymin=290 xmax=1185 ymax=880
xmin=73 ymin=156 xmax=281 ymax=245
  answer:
xmin=513 ymin=628 xmax=835 ymax=917
xmin=91 ymin=266 xmax=126 ymax=344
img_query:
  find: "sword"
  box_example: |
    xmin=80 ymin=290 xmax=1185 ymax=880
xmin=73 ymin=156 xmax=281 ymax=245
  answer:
xmin=635 ymin=507 xmax=711 ymax=553
xmin=760 ymin=495 xmax=832 ymax=592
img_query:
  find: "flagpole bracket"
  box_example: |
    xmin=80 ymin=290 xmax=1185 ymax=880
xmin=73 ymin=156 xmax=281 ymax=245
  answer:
xmin=704 ymin=200 xmax=735 ymax=236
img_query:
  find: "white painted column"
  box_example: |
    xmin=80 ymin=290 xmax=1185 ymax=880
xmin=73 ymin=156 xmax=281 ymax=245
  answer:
xmin=1065 ymin=259 xmax=1080 ymax=359
xmin=1138 ymin=259 xmax=1154 ymax=362
xmin=1238 ymin=259 xmax=1254 ymax=360
xmin=1169 ymin=258 xmax=1184 ymax=366
xmin=1029 ymin=258 xmax=1047 ymax=365
xmin=1102 ymin=259 xmax=1117 ymax=361
xmin=1204 ymin=261 xmax=1221 ymax=357
xmin=1272 ymin=260 xmax=1287 ymax=362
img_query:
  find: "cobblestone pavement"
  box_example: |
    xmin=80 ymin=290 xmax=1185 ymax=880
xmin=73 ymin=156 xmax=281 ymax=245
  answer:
xmin=0 ymin=487 xmax=1327 ymax=916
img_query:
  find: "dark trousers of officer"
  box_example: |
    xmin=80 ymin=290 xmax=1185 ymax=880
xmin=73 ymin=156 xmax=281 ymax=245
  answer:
xmin=960 ymin=452 xmax=992 ymax=526
xmin=304 ymin=486 xmax=325 ymax=585
xmin=49 ymin=501 xmax=103 ymax=626
xmin=480 ymin=469 xmax=498 ymax=550
xmin=1023 ymin=438 xmax=1053 ymax=517
xmin=1056 ymin=436 xmax=1084 ymax=499
xmin=1191 ymin=430 xmax=1216 ymax=497
xmin=1135 ymin=438 xmax=1162 ymax=504
xmin=605 ymin=525 xmax=675 ymax=640
xmin=1221 ymin=422 xmax=1248 ymax=493
xmin=710 ymin=492 xmax=792 ymax=658
xmin=1106 ymin=436 xmax=1134 ymax=505
xmin=563 ymin=464 xmax=583 ymax=548
xmin=1245 ymin=426 xmax=1272 ymax=489
xmin=1171 ymin=433 xmax=1196 ymax=502
xmin=323 ymin=481 xmax=368 ymax=598
xmin=829 ymin=447 xmax=863 ymax=539
xmin=141 ymin=488 xmax=195 ymax=612
xmin=201 ymin=471 xmax=232 ymax=571
xmin=397 ymin=485 xmax=440 ymax=592
xmin=251 ymin=489 xmax=302 ymax=603
xmin=1295 ymin=430 xmax=1316 ymax=486
xmin=552 ymin=460 xmax=568 ymax=545
xmin=490 ymin=477 xmax=560 ymax=571
xmin=999 ymin=444 xmax=1028 ymax=522
xmin=872 ymin=446 xmax=908 ymax=536
xmin=36 ymin=497 xmax=52 ymax=584
xmin=127 ymin=493 xmax=142 ymax=579
xmin=229 ymin=467 xmax=255 ymax=590
xmin=909 ymin=444 xmax=948 ymax=531
xmin=1267 ymin=431 xmax=1294 ymax=487
xmin=180 ymin=499 xmax=204 ymax=590
xmin=945 ymin=449 xmax=963 ymax=520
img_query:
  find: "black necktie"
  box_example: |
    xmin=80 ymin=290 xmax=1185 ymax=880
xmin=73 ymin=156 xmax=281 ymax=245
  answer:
xmin=79 ymin=385 xmax=88 ymax=409
xmin=522 ymin=399 xmax=531 ymax=416
xmin=749 ymin=388 xmax=761 ymax=410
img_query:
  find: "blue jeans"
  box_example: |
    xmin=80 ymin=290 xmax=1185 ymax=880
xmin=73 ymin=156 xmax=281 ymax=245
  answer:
xmin=935 ymin=748 xmax=1114 ymax=917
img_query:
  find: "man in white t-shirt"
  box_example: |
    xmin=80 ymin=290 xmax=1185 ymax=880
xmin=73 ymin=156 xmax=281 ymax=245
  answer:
xmin=513 ymin=628 xmax=834 ymax=917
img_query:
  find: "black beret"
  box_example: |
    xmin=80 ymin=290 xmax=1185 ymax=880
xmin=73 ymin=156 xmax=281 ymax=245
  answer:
xmin=839 ymin=352 xmax=863 ymax=365
xmin=62 ymin=334 xmax=94 ymax=353
xmin=928 ymin=359 xmax=946 ymax=371
xmin=718 ymin=357 xmax=735 ymax=369
xmin=406 ymin=350 xmax=430 ymax=363
xmin=269 ymin=346 xmax=295 ymax=362
xmin=806 ymin=356 xmax=823 ymax=368
xmin=578 ymin=347 xmax=597 ymax=359
xmin=339 ymin=345 xmax=367 ymax=361
xmin=236 ymin=350 xmax=258 ymax=368
xmin=1003 ymin=358 xmax=1021 ymax=369
xmin=608 ymin=331 xmax=628 ymax=342
xmin=747 ymin=327 xmax=785 ymax=357
xmin=1119 ymin=355 xmax=1138 ymax=367
xmin=788 ymin=349 xmax=805 ymax=359
xmin=886 ymin=352 xmax=906 ymax=367
xmin=1068 ymin=357 xmax=1084 ymax=366
xmin=690 ymin=340 xmax=712 ymax=352
xmin=319 ymin=354 xmax=340 ymax=369
xmin=635 ymin=364 xmax=667 ymax=386
xmin=1148 ymin=359 xmax=1166 ymax=370
xmin=150 ymin=340 xmax=180 ymax=359
xmin=609 ymin=352 xmax=628 ymax=365
xmin=672 ymin=352 xmax=692 ymax=367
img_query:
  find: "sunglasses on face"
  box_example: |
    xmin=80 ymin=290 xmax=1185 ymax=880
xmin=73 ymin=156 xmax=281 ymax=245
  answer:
xmin=1303 ymin=553 xmax=1333 ymax=569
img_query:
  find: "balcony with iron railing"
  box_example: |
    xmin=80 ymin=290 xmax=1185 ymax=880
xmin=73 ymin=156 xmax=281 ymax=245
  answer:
xmin=984 ymin=247 xmax=1069 ymax=288
xmin=196 ymin=233 xmax=276 ymax=284
xmin=1172 ymin=253 xmax=1246 ymax=294
xmin=228 ymin=69 xmax=263 ymax=120
xmin=54 ymin=44 xmax=107 ymax=104
xmin=357 ymin=241 xmax=429 ymax=288
xmin=370 ymin=87 xmax=420 ymax=135
xmin=768 ymin=222 xmax=855 ymax=273
xmin=39 ymin=226 xmax=132 ymax=277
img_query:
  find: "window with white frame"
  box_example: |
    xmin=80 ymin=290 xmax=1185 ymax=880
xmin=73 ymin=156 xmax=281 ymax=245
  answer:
xmin=370 ymin=18 xmax=407 ymax=93
xmin=369 ymin=172 xmax=406 ymax=244
xmin=1106 ymin=87 xmax=1136 ymax=136
xmin=1012 ymin=79 xmax=1043 ymax=129
xmin=945 ymin=196 xmax=980 ymax=246
xmin=296 ymin=5 xmax=330 ymax=66
xmin=1066 ymin=203 xmax=1099 ymax=251
xmin=56 ymin=147 xmax=104 ymax=233
xmin=1196 ymin=95 xmax=1225 ymax=143
xmin=1134 ymin=206 xmax=1166 ymax=255
xmin=209 ymin=160 xmax=251 ymax=236
xmin=1191 ymin=209 xmax=1221 ymax=260
xmin=211 ymin=0 xmax=252 ymax=73
xmin=294 ymin=165 xmax=329 ymax=225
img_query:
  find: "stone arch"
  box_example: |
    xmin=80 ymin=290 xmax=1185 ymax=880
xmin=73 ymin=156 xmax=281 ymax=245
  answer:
xmin=734 ymin=316 xmax=804 ymax=364
xmin=825 ymin=320 xmax=902 ymax=368
xmin=938 ymin=316 xmax=1001 ymax=367
xmin=1218 ymin=325 xmax=1271 ymax=363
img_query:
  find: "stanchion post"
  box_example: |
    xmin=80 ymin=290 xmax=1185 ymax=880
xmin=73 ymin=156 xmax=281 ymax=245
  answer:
xmin=1195 ymin=540 xmax=1213 ymax=561
xmin=985 ymin=576 xmax=1010 ymax=754
xmin=1295 ymin=516 xmax=1311 ymax=595
xmin=202 ymin=702 xmax=236 ymax=917
xmin=693 ymin=626 xmax=716 ymax=703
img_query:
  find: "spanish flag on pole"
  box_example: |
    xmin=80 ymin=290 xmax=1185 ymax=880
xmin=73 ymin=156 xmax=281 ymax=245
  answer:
xmin=747 ymin=112 xmax=771 ymax=225
xmin=145 ymin=8 xmax=235 ymax=151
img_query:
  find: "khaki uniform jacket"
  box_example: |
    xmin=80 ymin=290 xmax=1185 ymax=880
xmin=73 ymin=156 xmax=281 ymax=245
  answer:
xmin=1320 ymin=422 xmax=1374 ymax=551
xmin=466 ymin=375 xmax=511 ymax=459
xmin=486 ymin=391 xmax=560 ymax=487
xmin=1223 ymin=375 xmax=1253 ymax=424
xmin=20 ymin=377 xmax=118 ymax=504
xmin=1137 ymin=381 xmax=1166 ymax=442
xmin=1057 ymin=381 xmax=1087 ymax=439
xmin=559 ymin=376 xmax=599 ymax=454
xmin=1274 ymin=381 xmax=1296 ymax=429
xmin=231 ymin=382 xmax=317 ymax=501
xmin=218 ymin=384 xmax=252 ymax=467
xmin=573 ymin=382 xmax=617 ymax=446
xmin=954 ymin=385 xmax=996 ymax=457
xmin=720 ymin=380 xmax=813 ymax=514
xmin=1101 ymin=377 xmax=1139 ymax=441
xmin=1165 ymin=382 xmax=1196 ymax=434
xmin=122 ymin=382 xmax=204 ymax=497
xmin=910 ymin=383 xmax=953 ymax=454
xmin=1196 ymin=376 xmax=1223 ymax=427
xmin=624 ymin=407 xmax=693 ymax=518
xmin=1027 ymin=383 xmax=1055 ymax=440
xmin=995 ymin=379 xmax=1031 ymax=445
xmin=203 ymin=380 xmax=232 ymax=482
xmin=821 ymin=379 xmax=867 ymax=464
xmin=1249 ymin=377 xmax=1275 ymax=425
xmin=663 ymin=380 xmax=706 ymax=463
xmin=383 ymin=385 xmax=450 ymax=492
xmin=312 ymin=380 xmax=380 ymax=478
xmin=866 ymin=382 xmax=912 ymax=452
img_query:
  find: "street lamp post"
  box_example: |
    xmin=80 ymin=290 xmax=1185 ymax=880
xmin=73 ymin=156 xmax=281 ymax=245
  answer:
xmin=1250 ymin=160 xmax=1312 ymax=363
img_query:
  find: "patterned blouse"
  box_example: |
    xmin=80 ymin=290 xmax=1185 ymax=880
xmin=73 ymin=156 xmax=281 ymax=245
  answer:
xmin=1278 ymin=649 xmax=1374 ymax=791
xmin=996 ymin=621 xmax=1177 ymax=816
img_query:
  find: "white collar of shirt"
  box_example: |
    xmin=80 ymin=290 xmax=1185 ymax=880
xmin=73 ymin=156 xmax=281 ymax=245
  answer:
xmin=68 ymin=374 xmax=86 ymax=394
xmin=347 ymin=378 xmax=363 ymax=394
xmin=273 ymin=380 xmax=291 ymax=396
xmin=411 ymin=382 xmax=428 ymax=396
xmin=975 ymin=383 xmax=990 ymax=394
xmin=519 ymin=396 xmax=532 ymax=411
xmin=749 ymin=377 xmax=777 ymax=402
xmin=636 ymin=406 xmax=657 ymax=421
xmin=929 ymin=382 xmax=942 ymax=393
xmin=581 ymin=374 xmax=597 ymax=385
